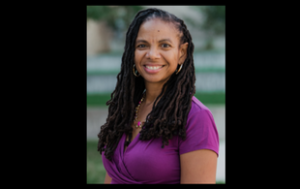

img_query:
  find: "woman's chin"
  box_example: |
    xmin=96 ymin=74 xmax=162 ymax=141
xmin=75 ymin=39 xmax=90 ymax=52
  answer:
xmin=142 ymin=77 xmax=169 ymax=85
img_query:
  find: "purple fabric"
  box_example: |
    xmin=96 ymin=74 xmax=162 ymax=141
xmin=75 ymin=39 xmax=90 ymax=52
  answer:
xmin=101 ymin=96 xmax=219 ymax=184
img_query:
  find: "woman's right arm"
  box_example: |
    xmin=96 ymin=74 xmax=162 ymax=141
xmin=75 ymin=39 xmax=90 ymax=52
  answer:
xmin=104 ymin=172 xmax=112 ymax=184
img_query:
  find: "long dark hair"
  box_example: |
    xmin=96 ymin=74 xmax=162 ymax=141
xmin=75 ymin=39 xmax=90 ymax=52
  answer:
xmin=98 ymin=8 xmax=196 ymax=161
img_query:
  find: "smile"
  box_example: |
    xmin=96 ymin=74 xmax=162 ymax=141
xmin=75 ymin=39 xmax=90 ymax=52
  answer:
xmin=143 ymin=65 xmax=164 ymax=74
xmin=145 ymin=66 xmax=163 ymax=70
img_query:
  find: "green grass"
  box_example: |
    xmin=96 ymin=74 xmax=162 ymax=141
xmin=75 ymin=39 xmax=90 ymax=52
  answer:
xmin=87 ymin=140 xmax=106 ymax=184
xmin=87 ymin=92 xmax=225 ymax=107
xmin=87 ymin=140 xmax=225 ymax=184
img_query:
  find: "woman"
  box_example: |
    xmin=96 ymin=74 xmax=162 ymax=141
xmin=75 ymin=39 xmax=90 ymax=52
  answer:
xmin=97 ymin=8 xmax=219 ymax=184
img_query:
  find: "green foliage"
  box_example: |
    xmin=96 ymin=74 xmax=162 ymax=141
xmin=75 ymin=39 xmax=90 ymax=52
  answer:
xmin=187 ymin=6 xmax=225 ymax=50
xmin=203 ymin=6 xmax=225 ymax=35
xmin=86 ymin=6 xmax=144 ymax=32
xmin=86 ymin=6 xmax=111 ymax=21
xmin=194 ymin=6 xmax=225 ymax=35
xmin=116 ymin=6 xmax=144 ymax=31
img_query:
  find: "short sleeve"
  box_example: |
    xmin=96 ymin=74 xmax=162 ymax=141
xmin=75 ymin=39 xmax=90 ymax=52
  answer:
xmin=179 ymin=108 xmax=219 ymax=157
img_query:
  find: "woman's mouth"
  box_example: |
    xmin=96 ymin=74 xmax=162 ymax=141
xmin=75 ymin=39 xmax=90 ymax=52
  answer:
xmin=143 ymin=65 xmax=164 ymax=73
xmin=145 ymin=65 xmax=163 ymax=70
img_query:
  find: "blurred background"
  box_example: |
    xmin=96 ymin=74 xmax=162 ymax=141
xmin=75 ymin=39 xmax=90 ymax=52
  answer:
xmin=86 ymin=5 xmax=225 ymax=184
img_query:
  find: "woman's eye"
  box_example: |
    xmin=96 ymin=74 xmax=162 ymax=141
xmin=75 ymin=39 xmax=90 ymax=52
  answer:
xmin=137 ymin=44 xmax=146 ymax=48
xmin=162 ymin=44 xmax=170 ymax=48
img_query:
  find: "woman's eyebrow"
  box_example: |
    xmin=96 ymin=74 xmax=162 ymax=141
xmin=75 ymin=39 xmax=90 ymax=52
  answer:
xmin=136 ymin=39 xmax=148 ymax=44
xmin=158 ymin=39 xmax=172 ymax=43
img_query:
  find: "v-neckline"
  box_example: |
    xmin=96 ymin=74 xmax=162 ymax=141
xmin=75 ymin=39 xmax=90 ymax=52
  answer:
xmin=123 ymin=90 xmax=146 ymax=154
xmin=123 ymin=131 xmax=141 ymax=154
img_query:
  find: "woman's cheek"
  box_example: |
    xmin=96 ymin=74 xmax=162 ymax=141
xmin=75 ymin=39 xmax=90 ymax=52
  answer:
xmin=134 ymin=52 xmax=143 ymax=73
xmin=135 ymin=51 xmax=142 ymax=62
xmin=134 ymin=52 xmax=139 ymax=65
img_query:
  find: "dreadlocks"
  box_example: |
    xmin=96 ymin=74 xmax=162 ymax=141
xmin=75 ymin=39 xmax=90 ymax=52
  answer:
xmin=98 ymin=8 xmax=196 ymax=161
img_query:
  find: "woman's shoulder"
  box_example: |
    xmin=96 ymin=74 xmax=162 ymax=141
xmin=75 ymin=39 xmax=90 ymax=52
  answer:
xmin=185 ymin=96 xmax=215 ymax=127
xmin=184 ymin=96 xmax=218 ymax=140
xmin=189 ymin=96 xmax=210 ymax=115
xmin=180 ymin=96 xmax=219 ymax=156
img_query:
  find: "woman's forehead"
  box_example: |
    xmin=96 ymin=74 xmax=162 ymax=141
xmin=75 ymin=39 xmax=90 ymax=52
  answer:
xmin=136 ymin=19 xmax=180 ymax=43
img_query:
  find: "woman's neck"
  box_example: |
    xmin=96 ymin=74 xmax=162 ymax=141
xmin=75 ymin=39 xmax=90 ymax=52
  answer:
xmin=144 ymin=82 xmax=166 ymax=107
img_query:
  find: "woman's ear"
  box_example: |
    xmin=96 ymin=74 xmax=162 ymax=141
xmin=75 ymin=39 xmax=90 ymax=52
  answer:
xmin=179 ymin=42 xmax=189 ymax=64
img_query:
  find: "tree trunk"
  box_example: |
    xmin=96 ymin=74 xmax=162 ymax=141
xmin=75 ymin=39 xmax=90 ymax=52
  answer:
xmin=87 ymin=19 xmax=111 ymax=56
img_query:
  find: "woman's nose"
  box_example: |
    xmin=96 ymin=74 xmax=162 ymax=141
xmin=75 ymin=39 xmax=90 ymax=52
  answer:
xmin=146 ymin=47 xmax=160 ymax=59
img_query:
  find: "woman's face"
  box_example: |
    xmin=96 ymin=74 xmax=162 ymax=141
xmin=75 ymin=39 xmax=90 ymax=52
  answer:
xmin=134 ymin=18 xmax=188 ymax=85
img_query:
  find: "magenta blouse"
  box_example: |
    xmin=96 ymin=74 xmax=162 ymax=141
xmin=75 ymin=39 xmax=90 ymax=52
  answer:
xmin=101 ymin=96 xmax=219 ymax=184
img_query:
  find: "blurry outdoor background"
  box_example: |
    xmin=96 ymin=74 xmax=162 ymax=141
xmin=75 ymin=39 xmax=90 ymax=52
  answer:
xmin=86 ymin=6 xmax=225 ymax=184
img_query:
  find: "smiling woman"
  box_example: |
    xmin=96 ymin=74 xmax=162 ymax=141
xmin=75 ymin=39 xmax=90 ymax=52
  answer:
xmin=97 ymin=8 xmax=219 ymax=184
xmin=134 ymin=19 xmax=188 ymax=85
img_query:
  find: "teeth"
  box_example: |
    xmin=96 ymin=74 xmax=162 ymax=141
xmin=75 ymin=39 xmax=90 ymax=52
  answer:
xmin=146 ymin=66 xmax=162 ymax=70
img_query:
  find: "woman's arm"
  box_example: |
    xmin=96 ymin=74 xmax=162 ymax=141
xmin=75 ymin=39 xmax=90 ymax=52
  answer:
xmin=180 ymin=149 xmax=218 ymax=184
xmin=104 ymin=172 xmax=112 ymax=184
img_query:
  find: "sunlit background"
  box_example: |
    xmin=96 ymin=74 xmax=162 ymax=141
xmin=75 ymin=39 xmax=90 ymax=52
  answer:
xmin=86 ymin=5 xmax=225 ymax=184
